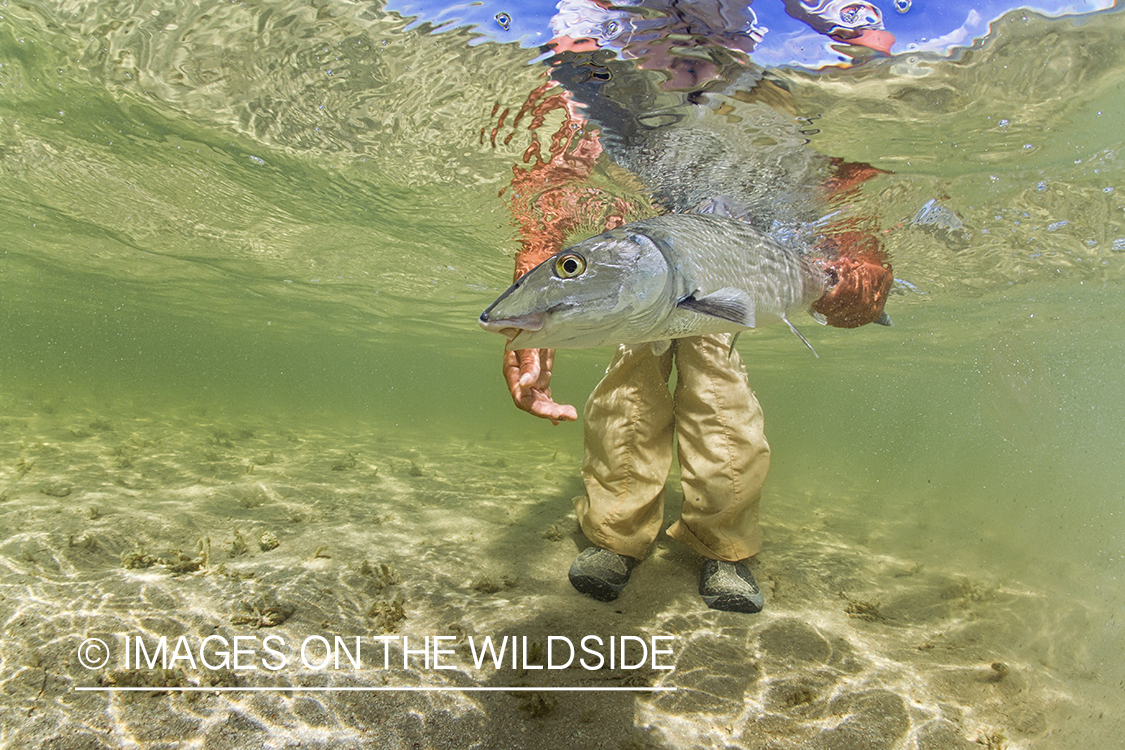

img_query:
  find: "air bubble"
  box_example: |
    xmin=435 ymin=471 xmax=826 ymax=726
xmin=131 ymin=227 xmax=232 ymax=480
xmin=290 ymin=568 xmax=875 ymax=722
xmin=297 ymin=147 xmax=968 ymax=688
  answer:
xmin=495 ymin=12 xmax=511 ymax=31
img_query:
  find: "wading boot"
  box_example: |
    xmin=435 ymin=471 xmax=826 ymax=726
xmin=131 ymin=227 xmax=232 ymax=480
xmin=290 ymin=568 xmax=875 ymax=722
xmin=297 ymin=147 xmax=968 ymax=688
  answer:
xmin=568 ymin=547 xmax=637 ymax=602
xmin=699 ymin=558 xmax=764 ymax=613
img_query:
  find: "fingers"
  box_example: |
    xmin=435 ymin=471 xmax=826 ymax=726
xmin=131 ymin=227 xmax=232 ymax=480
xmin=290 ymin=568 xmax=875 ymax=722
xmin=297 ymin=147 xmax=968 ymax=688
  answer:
xmin=517 ymin=348 xmax=542 ymax=389
xmin=516 ymin=348 xmax=557 ymax=390
xmin=539 ymin=349 xmax=556 ymax=388
xmin=503 ymin=350 xmax=523 ymax=394
xmin=530 ymin=398 xmax=579 ymax=425
xmin=501 ymin=348 xmax=577 ymax=423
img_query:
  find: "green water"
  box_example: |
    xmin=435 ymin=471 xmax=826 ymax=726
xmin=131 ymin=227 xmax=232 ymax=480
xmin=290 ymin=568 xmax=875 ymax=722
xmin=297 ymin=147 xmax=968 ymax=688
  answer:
xmin=1 ymin=2 xmax=1123 ymax=748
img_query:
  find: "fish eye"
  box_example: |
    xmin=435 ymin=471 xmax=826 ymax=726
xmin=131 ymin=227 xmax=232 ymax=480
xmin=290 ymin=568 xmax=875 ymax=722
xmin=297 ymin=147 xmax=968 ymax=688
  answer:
xmin=554 ymin=253 xmax=586 ymax=279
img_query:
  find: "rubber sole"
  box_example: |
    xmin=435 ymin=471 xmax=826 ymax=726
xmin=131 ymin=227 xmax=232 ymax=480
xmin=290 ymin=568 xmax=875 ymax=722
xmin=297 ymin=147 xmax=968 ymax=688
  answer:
xmin=568 ymin=547 xmax=635 ymax=602
xmin=699 ymin=559 xmax=764 ymax=613
xmin=569 ymin=573 xmax=625 ymax=602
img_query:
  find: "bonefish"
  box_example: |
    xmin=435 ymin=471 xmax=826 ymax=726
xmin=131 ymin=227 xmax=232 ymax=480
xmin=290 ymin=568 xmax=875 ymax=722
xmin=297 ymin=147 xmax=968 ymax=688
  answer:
xmin=479 ymin=213 xmax=831 ymax=355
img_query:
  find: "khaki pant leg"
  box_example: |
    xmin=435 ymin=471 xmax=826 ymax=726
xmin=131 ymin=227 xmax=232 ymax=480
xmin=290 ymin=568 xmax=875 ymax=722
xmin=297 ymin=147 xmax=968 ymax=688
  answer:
xmin=577 ymin=343 xmax=675 ymax=560
xmin=666 ymin=334 xmax=769 ymax=562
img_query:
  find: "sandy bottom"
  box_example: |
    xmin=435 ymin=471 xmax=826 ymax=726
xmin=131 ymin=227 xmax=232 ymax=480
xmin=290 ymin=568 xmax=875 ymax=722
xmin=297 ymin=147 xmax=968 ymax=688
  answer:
xmin=0 ymin=392 xmax=1116 ymax=749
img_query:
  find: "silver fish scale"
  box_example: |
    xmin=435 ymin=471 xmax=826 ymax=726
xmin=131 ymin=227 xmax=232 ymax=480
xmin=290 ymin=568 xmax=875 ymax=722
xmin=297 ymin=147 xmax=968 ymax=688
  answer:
xmin=633 ymin=213 xmax=826 ymax=331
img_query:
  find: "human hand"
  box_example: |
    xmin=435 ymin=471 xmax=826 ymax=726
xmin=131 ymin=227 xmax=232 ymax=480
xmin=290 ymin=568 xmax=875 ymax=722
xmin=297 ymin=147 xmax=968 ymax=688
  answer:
xmin=503 ymin=348 xmax=578 ymax=424
xmin=813 ymin=234 xmax=893 ymax=328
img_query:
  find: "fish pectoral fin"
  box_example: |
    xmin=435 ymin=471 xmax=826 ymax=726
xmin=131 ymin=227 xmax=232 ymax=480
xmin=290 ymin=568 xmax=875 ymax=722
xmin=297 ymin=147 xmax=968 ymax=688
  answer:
xmin=677 ymin=289 xmax=756 ymax=328
xmin=650 ymin=340 xmax=671 ymax=357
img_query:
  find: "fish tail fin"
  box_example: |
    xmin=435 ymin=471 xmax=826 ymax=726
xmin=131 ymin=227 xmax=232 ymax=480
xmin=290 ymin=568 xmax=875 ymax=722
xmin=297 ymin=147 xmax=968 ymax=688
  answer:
xmin=783 ymin=315 xmax=818 ymax=358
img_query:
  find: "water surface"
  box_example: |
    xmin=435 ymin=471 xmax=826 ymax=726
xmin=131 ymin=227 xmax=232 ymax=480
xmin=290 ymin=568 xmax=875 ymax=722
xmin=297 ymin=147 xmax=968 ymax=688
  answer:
xmin=1 ymin=2 xmax=1123 ymax=748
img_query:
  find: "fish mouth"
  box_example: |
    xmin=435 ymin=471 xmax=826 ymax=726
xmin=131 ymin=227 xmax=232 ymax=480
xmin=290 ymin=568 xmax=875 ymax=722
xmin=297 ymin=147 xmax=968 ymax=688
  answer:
xmin=478 ymin=311 xmax=545 ymax=345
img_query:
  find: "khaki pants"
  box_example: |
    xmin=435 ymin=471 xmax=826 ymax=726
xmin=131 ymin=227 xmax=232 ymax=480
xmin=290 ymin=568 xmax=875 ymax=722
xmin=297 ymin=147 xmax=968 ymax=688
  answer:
xmin=575 ymin=334 xmax=769 ymax=562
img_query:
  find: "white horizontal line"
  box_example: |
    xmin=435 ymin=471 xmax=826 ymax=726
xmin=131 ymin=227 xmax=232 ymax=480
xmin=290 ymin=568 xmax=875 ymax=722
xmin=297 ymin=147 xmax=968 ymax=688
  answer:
xmin=76 ymin=686 xmax=675 ymax=693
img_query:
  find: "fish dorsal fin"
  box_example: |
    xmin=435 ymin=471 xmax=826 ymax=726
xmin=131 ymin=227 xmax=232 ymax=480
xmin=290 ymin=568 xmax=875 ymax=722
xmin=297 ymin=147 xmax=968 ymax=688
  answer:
xmin=677 ymin=289 xmax=756 ymax=328
xmin=783 ymin=315 xmax=818 ymax=358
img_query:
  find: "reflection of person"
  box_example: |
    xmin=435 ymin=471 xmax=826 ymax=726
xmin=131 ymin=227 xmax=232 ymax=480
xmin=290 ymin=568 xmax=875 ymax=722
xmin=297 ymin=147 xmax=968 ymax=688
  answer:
xmin=548 ymin=0 xmax=895 ymax=59
xmin=783 ymin=0 xmax=895 ymax=54
xmin=501 ymin=1 xmax=892 ymax=613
